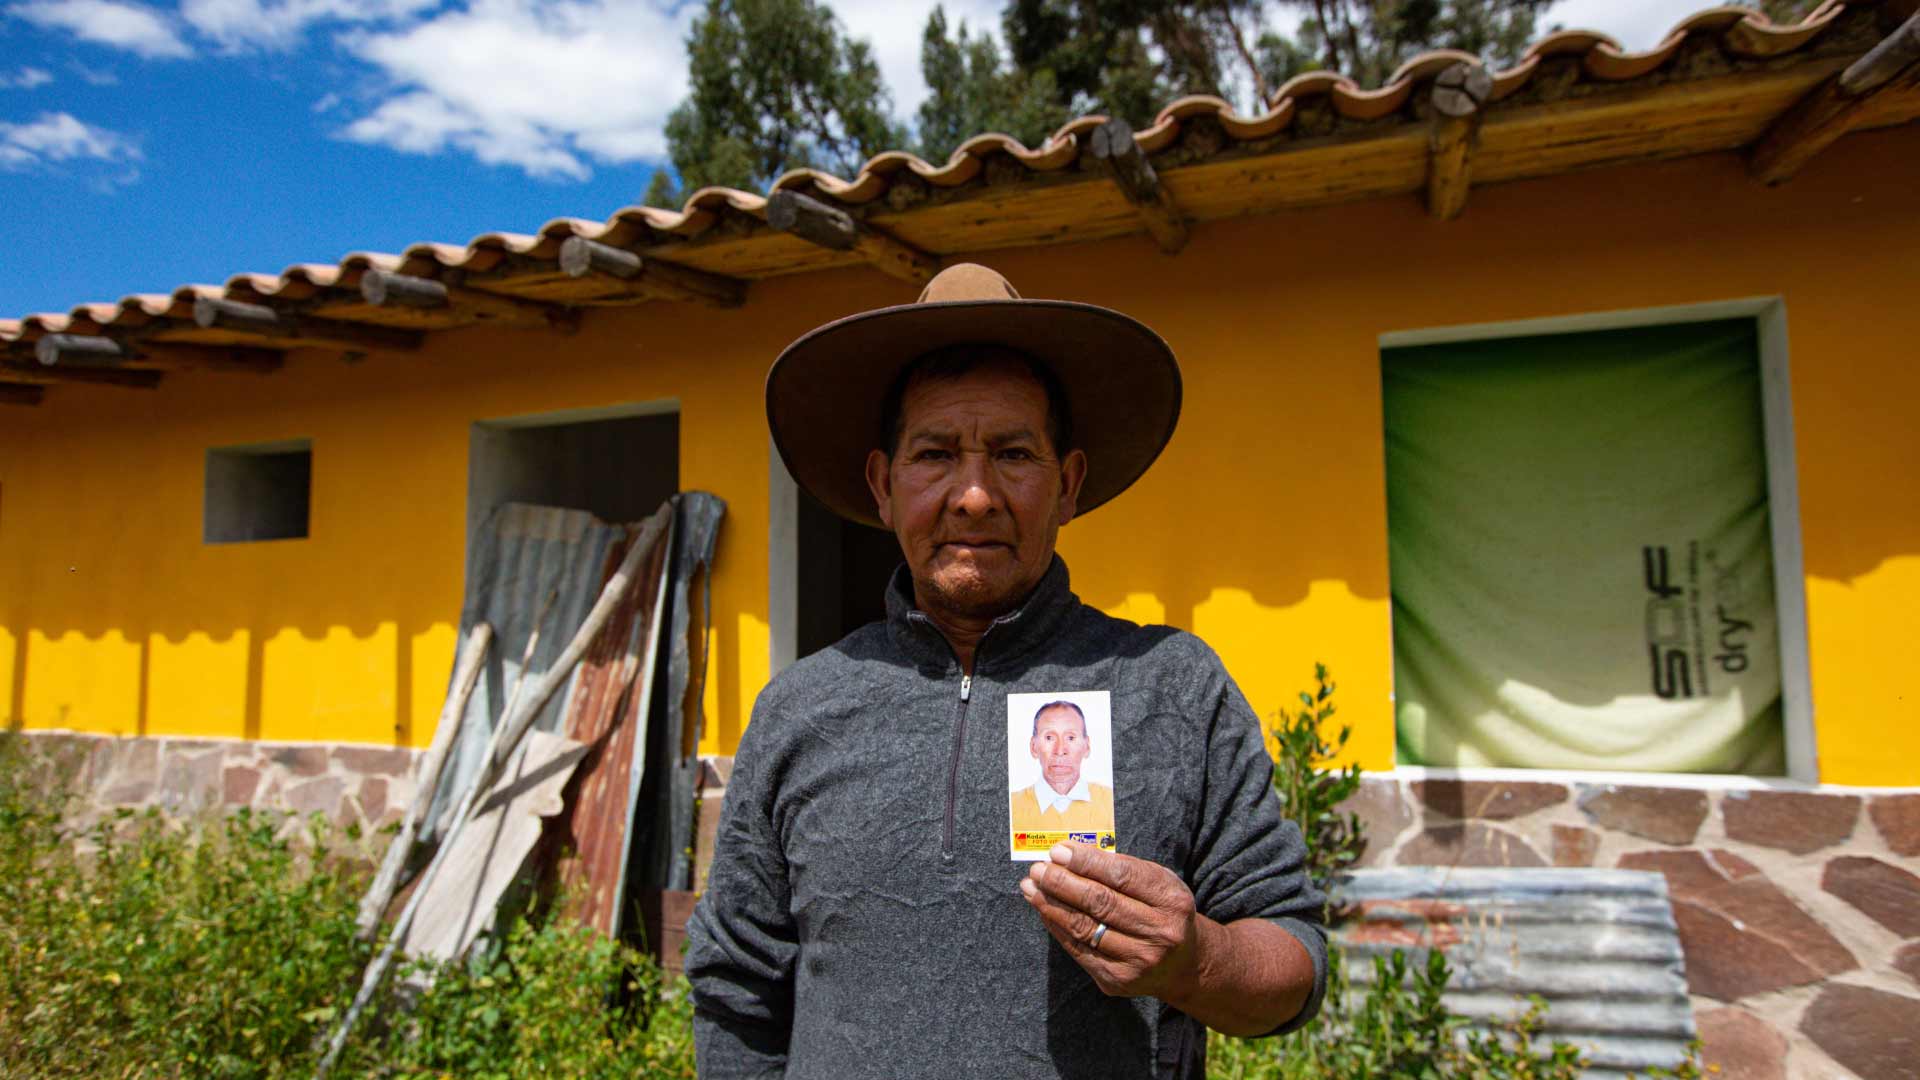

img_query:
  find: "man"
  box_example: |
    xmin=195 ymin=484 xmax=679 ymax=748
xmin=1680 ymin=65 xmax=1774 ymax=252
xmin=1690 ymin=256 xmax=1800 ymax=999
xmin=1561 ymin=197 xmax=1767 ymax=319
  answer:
xmin=686 ymin=264 xmax=1326 ymax=1078
xmin=1010 ymin=700 xmax=1115 ymax=833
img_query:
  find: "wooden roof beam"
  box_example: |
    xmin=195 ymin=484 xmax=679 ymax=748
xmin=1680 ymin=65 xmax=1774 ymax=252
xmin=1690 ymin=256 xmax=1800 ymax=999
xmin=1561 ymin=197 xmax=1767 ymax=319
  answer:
xmin=766 ymin=190 xmax=940 ymax=283
xmin=0 ymin=381 xmax=46 ymax=406
xmin=1 ymin=356 xmax=162 ymax=388
xmin=1427 ymin=62 xmax=1493 ymax=220
xmin=1089 ymin=118 xmax=1191 ymax=254
xmin=193 ymin=296 xmax=425 ymax=352
xmin=556 ymin=238 xmax=747 ymax=308
xmin=360 ymin=269 xmax=578 ymax=330
xmin=35 ymin=332 xmax=283 ymax=373
xmin=1751 ymin=8 xmax=1920 ymax=184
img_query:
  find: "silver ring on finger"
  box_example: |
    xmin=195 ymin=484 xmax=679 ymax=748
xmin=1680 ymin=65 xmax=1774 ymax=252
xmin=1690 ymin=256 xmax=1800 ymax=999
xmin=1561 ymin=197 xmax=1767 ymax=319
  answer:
xmin=1090 ymin=922 xmax=1109 ymax=950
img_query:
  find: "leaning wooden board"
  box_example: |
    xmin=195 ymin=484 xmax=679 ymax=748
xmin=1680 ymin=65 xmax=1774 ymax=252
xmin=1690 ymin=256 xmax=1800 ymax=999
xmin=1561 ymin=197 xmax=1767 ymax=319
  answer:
xmin=396 ymin=729 xmax=590 ymax=964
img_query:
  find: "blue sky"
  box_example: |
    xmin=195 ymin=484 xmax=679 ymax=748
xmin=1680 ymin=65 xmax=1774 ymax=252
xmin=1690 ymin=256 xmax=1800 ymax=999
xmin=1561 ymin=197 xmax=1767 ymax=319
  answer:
xmin=1 ymin=0 xmax=1701 ymax=320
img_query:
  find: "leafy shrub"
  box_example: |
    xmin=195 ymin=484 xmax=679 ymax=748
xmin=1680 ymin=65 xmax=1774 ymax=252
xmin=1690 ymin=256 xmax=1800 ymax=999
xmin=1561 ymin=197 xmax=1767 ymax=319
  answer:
xmin=360 ymin=916 xmax=697 ymax=1079
xmin=0 ymin=729 xmax=696 ymax=1079
xmin=1207 ymin=667 xmax=1597 ymax=1080
xmin=1265 ymin=663 xmax=1364 ymax=902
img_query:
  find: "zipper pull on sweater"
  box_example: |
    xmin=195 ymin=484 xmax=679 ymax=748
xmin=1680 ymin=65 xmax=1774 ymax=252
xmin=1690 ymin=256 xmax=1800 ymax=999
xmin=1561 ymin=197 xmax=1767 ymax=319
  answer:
xmin=960 ymin=675 xmax=972 ymax=701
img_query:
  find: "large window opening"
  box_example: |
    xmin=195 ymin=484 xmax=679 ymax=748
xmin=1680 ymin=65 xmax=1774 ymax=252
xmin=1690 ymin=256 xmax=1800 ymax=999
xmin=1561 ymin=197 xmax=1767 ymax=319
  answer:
xmin=1382 ymin=313 xmax=1805 ymax=776
xmin=205 ymin=439 xmax=312 ymax=543
xmin=469 ymin=403 xmax=679 ymax=546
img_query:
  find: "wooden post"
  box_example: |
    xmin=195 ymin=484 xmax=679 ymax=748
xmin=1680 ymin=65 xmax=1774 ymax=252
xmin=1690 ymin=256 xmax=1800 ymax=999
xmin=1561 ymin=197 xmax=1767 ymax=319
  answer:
xmin=1089 ymin=118 xmax=1191 ymax=254
xmin=1427 ymin=62 xmax=1492 ymax=221
xmin=193 ymin=296 xmax=424 ymax=352
xmin=555 ymin=237 xmax=746 ymax=308
xmin=359 ymin=269 xmax=566 ymax=325
xmin=35 ymin=333 xmax=282 ymax=374
xmin=765 ymin=190 xmax=940 ymax=283
xmin=354 ymin=621 xmax=493 ymax=941
xmin=1750 ymin=8 xmax=1920 ymax=184
xmin=0 ymin=381 xmax=45 ymax=406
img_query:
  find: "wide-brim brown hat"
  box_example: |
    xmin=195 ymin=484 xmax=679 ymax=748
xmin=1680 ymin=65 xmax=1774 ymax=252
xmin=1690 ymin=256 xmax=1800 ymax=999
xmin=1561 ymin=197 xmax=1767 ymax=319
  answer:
xmin=766 ymin=263 xmax=1182 ymax=529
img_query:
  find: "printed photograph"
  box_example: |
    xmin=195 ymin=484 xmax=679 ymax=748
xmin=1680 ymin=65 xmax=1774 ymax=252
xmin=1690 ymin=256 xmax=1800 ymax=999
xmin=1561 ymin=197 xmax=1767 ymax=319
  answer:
xmin=1006 ymin=690 xmax=1117 ymax=861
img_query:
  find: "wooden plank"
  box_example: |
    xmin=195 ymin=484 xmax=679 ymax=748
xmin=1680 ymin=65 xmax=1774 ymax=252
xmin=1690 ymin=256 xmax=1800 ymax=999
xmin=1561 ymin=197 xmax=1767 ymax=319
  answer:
xmin=0 ymin=358 xmax=162 ymax=388
xmin=556 ymin=237 xmax=748 ymax=307
xmin=637 ymin=888 xmax=699 ymax=973
xmin=35 ymin=332 xmax=282 ymax=374
xmin=1473 ymin=61 xmax=1842 ymax=186
xmin=1089 ymin=118 xmax=1190 ymax=254
xmin=1427 ymin=62 xmax=1492 ymax=220
xmin=766 ymin=190 xmax=940 ymax=283
xmin=0 ymin=381 xmax=45 ymax=406
xmin=193 ymin=296 xmax=424 ymax=352
xmin=1751 ymin=10 xmax=1920 ymax=184
xmin=1840 ymin=8 xmax=1920 ymax=96
xmin=355 ymin=621 xmax=494 ymax=941
xmin=395 ymin=729 xmax=590 ymax=963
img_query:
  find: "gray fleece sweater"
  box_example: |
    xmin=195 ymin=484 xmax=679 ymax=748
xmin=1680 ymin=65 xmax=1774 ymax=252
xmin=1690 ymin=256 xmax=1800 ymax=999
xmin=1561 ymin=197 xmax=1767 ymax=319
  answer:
xmin=685 ymin=557 xmax=1327 ymax=1079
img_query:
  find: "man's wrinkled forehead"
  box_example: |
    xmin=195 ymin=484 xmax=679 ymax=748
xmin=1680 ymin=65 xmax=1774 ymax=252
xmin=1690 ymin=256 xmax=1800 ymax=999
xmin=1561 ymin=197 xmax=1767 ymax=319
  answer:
xmin=897 ymin=355 xmax=1050 ymax=423
xmin=880 ymin=344 xmax=1074 ymax=457
xmin=1034 ymin=703 xmax=1088 ymax=738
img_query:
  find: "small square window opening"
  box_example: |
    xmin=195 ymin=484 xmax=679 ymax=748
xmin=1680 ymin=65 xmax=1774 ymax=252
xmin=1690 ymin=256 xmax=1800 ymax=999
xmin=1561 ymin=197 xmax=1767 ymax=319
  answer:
xmin=205 ymin=440 xmax=312 ymax=544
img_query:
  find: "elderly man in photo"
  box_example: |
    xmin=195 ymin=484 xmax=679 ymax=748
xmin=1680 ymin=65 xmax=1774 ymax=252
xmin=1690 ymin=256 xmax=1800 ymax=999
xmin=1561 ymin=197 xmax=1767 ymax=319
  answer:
xmin=1011 ymin=700 xmax=1114 ymax=834
xmin=685 ymin=264 xmax=1327 ymax=1078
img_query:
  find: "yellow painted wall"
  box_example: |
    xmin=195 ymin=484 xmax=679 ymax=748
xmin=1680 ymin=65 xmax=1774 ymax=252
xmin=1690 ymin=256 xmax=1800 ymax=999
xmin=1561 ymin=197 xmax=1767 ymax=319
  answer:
xmin=2 ymin=125 xmax=1916 ymax=786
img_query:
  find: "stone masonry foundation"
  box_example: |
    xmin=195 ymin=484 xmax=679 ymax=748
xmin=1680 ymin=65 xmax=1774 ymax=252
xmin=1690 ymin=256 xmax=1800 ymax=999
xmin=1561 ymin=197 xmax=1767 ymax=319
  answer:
xmin=25 ymin=732 xmax=1920 ymax=1079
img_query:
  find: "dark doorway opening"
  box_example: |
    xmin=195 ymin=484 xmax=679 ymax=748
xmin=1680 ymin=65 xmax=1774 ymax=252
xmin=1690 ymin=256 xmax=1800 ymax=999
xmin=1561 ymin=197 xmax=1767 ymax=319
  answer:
xmin=795 ymin=489 xmax=899 ymax=658
xmin=468 ymin=405 xmax=679 ymax=550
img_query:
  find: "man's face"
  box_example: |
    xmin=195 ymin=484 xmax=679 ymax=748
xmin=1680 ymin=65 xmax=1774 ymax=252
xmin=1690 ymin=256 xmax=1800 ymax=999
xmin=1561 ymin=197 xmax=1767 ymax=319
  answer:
xmin=863 ymin=355 xmax=1087 ymax=622
xmin=1030 ymin=706 xmax=1090 ymax=795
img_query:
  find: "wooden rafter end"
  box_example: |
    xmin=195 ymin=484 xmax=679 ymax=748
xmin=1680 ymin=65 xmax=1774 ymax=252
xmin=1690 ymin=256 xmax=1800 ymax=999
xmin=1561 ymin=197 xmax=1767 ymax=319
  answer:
xmin=765 ymin=190 xmax=940 ymax=283
xmin=1750 ymin=9 xmax=1920 ymax=185
xmin=1426 ymin=62 xmax=1492 ymax=221
xmin=36 ymin=332 xmax=282 ymax=374
xmin=360 ymin=269 xmax=573 ymax=329
xmin=556 ymin=237 xmax=746 ymax=308
xmin=1089 ymin=118 xmax=1190 ymax=254
xmin=193 ymin=296 xmax=424 ymax=353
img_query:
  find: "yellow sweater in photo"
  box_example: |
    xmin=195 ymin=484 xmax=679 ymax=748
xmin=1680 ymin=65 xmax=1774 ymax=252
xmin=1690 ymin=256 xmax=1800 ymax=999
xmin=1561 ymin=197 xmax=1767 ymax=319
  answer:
xmin=1008 ymin=783 xmax=1114 ymax=833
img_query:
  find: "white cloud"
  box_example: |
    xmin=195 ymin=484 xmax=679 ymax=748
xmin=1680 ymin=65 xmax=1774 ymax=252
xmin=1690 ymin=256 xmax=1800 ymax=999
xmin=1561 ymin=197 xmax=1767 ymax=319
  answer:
xmin=0 ymin=110 xmax=142 ymax=186
xmin=0 ymin=66 xmax=55 ymax=87
xmin=8 ymin=0 xmax=192 ymax=58
xmin=1540 ymin=0 xmax=1702 ymax=52
xmin=833 ymin=0 xmax=1000 ymax=121
xmin=180 ymin=0 xmax=438 ymax=52
xmin=341 ymin=0 xmax=694 ymax=180
xmin=67 ymin=59 xmax=119 ymax=83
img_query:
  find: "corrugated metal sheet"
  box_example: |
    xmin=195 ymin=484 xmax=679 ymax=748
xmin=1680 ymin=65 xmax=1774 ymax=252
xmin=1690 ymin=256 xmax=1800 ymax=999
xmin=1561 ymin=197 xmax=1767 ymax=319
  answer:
xmin=424 ymin=502 xmax=631 ymax=840
xmin=1333 ymin=868 xmax=1695 ymax=1079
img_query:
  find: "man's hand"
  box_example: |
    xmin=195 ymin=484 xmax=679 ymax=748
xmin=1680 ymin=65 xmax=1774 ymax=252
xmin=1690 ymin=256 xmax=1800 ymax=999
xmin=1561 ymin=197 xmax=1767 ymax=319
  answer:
xmin=1018 ymin=841 xmax=1201 ymax=1001
xmin=1018 ymin=841 xmax=1316 ymax=1036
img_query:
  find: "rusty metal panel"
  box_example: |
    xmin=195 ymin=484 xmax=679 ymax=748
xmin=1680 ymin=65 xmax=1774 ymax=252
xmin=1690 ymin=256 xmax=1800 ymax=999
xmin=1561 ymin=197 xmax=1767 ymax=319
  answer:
xmin=1333 ymin=868 xmax=1695 ymax=1079
xmin=547 ymin=503 xmax=674 ymax=938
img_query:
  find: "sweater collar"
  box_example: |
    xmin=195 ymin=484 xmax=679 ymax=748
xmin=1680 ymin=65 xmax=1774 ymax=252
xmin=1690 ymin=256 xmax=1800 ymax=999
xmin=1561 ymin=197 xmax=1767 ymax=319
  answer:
xmin=885 ymin=554 xmax=1079 ymax=675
